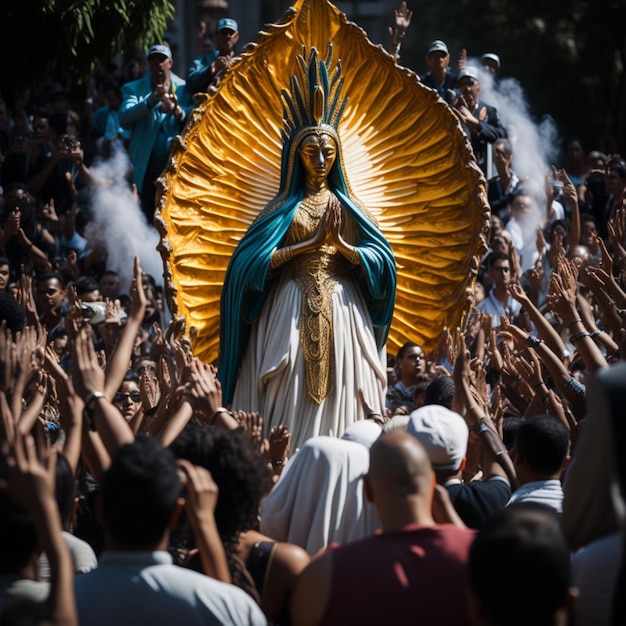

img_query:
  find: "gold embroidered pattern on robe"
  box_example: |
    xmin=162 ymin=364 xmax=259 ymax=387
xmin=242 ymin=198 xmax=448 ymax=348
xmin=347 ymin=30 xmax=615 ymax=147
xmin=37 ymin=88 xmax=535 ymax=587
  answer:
xmin=281 ymin=192 xmax=360 ymax=403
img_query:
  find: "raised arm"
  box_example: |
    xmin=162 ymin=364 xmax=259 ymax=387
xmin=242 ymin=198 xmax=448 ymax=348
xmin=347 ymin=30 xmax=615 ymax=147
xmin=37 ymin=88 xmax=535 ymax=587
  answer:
xmin=44 ymin=345 xmax=84 ymax=474
xmin=177 ymin=460 xmax=231 ymax=583
xmin=546 ymin=257 xmax=608 ymax=375
xmin=103 ymin=256 xmax=147 ymax=397
xmin=452 ymin=333 xmax=517 ymax=488
xmin=0 ymin=433 xmax=78 ymax=626
xmin=554 ymin=168 xmax=580 ymax=255
xmin=388 ymin=2 xmax=413 ymax=60
xmin=576 ymin=273 xmax=620 ymax=354
xmin=499 ymin=316 xmax=586 ymax=421
xmin=508 ymin=282 xmax=566 ymax=359
xmin=158 ymin=358 xmax=238 ymax=447
xmin=70 ymin=324 xmax=134 ymax=456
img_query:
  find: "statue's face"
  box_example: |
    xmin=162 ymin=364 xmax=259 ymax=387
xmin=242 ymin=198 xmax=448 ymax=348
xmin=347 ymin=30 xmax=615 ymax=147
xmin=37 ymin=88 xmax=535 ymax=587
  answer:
xmin=298 ymin=132 xmax=337 ymax=184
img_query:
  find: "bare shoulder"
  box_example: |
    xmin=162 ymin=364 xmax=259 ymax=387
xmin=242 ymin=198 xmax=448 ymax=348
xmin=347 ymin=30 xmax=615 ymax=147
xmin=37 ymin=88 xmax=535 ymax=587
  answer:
xmin=273 ymin=542 xmax=311 ymax=575
xmin=291 ymin=552 xmax=333 ymax=626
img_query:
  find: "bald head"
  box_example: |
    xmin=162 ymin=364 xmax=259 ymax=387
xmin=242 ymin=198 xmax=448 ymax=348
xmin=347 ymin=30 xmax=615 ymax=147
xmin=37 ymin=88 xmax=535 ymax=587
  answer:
xmin=368 ymin=432 xmax=434 ymax=499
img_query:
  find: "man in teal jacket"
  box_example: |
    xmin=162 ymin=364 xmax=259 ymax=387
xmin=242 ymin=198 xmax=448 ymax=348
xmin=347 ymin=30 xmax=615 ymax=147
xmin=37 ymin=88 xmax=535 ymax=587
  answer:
xmin=120 ymin=44 xmax=191 ymax=222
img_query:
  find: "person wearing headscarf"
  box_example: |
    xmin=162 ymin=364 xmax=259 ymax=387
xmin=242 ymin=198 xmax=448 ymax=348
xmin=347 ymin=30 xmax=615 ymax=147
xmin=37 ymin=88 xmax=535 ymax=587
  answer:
xmin=260 ymin=436 xmax=381 ymax=555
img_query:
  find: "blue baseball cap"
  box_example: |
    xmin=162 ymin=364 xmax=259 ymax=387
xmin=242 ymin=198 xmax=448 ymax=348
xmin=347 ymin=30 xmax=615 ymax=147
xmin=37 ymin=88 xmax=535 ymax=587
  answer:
xmin=218 ymin=18 xmax=238 ymax=32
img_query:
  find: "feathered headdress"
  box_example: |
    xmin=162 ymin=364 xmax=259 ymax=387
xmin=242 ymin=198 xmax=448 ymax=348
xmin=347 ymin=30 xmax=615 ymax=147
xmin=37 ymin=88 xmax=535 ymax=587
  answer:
xmin=281 ymin=45 xmax=347 ymax=147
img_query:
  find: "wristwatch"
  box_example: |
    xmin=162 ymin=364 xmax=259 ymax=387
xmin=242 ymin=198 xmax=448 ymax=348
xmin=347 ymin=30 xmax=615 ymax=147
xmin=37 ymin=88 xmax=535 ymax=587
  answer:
xmin=84 ymin=391 xmax=106 ymax=431
xmin=470 ymin=419 xmax=490 ymax=434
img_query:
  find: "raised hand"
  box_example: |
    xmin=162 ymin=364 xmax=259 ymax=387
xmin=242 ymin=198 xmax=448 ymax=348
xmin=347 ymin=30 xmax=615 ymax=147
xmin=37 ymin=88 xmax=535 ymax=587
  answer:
xmin=140 ymin=369 xmax=160 ymax=413
xmin=536 ymin=226 xmax=547 ymax=257
xmin=149 ymin=322 xmax=167 ymax=360
xmin=15 ymin=273 xmax=39 ymax=327
xmin=485 ymin=322 xmax=504 ymax=373
xmin=452 ymin=331 xmax=470 ymax=388
xmin=470 ymin=356 xmax=488 ymax=403
xmin=182 ymin=357 xmax=222 ymax=421
xmin=129 ymin=256 xmax=147 ymax=319
xmin=393 ymin=2 xmax=413 ymax=33
xmin=546 ymin=258 xmax=578 ymax=320
xmin=239 ymin=411 xmax=269 ymax=456
xmin=0 ymin=322 xmax=13 ymax=394
xmin=544 ymin=171 xmax=555 ymax=205
xmin=508 ymin=282 xmax=530 ymax=306
xmin=612 ymin=206 xmax=626 ymax=250
xmin=11 ymin=326 xmax=41 ymax=415
xmin=388 ymin=2 xmax=413 ymax=58
xmin=158 ymin=354 xmax=175 ymax=408
xmin=513 ymin=349 xmax=543 ymax=390
xmin=70 ymin=324 xmax=105 ymax=400
xmin=41 ymin=198 xmax=59 ymax=223
xmin=177 ymin=459 xmax=231 ymax=583
xmin=489 ymin=382 xmax=504 ymax=431
xmin=268 ymin=424 xmax=291 ymax=466
xmin=558 ymin=256 xmax=579 ymax=293
xmin=177 ymin=459 xmax=219 ymax=530
xmin=552 ymin=166 xmax=578 ymax=206
xmin=104 ymin=298 xmax=122 ymax=325
xmin=0 ymin=429 xmax=57 ymax=518
xmin=499 ymin=315 xmax=532 ymax=352
xmin=0 ymin=388 xmax=17 ymax=457
xmin=65 ymin=285 xmax=84 ymax=338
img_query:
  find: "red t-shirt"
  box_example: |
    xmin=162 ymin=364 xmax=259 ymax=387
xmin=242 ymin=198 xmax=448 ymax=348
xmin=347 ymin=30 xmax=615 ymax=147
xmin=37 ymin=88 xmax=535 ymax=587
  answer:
xmin=322 ymin=524 xmax=476 ymax=626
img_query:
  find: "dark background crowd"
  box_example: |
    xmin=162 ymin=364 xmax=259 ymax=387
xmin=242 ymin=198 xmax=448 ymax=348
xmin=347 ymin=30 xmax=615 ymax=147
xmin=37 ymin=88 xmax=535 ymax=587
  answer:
xmin=0 ymin=3 xmax=625 ymax=626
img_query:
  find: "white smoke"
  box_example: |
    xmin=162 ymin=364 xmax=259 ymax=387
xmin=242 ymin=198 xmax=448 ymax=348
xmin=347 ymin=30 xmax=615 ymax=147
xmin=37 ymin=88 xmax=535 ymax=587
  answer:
xmin=87 ymin=149 xmax=163 ymax=291
xmin=467 ymin=59 xmax=560 ymax=272
xmin=470 ymin=59 xmax=559 ymax=197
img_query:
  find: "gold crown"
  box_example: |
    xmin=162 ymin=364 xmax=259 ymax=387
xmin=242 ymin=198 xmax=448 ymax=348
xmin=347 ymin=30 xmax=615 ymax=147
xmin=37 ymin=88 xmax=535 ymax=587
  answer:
xmin=281 ymin=45 xmax=347 ymax=144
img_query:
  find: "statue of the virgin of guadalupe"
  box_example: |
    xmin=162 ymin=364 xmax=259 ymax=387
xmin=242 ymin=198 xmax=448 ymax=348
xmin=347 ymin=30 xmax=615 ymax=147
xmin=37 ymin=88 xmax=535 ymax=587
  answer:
xmin=220 ymin=48 xmax=396 ymax=447
xmin=156 ymin=0 xmax=490 ymax=449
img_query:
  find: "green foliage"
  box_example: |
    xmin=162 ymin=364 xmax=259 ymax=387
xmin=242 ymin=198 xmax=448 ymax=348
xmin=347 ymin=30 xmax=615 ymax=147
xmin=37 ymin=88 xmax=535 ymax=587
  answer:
xmin=1 ymin=0 xmax=175 ymax=88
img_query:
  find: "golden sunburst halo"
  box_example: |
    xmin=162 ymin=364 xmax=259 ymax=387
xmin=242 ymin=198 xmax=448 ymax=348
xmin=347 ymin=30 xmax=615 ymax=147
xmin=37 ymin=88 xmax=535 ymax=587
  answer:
xmin=156 ymin=0 xmax=490 ymax=364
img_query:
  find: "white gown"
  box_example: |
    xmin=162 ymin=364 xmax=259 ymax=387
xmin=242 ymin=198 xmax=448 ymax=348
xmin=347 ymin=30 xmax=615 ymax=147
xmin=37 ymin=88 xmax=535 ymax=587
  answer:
xmin=231 ymin=200 xmax=387 ymax=451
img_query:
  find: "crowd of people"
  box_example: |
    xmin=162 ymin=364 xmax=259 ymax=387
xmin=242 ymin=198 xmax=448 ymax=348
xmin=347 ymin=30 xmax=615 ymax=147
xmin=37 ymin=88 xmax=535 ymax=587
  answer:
xmin=0 ymin=4 xmax=625 ymax=625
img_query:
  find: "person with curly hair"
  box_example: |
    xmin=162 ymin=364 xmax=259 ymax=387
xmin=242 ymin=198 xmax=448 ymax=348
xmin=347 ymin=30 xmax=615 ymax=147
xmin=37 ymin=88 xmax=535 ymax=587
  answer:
xmin=171 ymin=422 xmax=309 ymax=625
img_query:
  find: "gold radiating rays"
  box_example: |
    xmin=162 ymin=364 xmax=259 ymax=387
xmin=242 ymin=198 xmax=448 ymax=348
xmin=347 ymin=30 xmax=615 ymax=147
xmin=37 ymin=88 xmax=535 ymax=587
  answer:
xmin=156 ymin=0 xmax=490 ymax=364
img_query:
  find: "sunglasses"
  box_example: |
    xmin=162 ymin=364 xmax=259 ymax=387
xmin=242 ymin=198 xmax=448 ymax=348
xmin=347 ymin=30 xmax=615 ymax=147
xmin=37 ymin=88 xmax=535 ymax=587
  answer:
xmin=114 ymin=391 xmax=141 ymax=403
xmin=6 ymin=197 xmax=28 ymax=208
